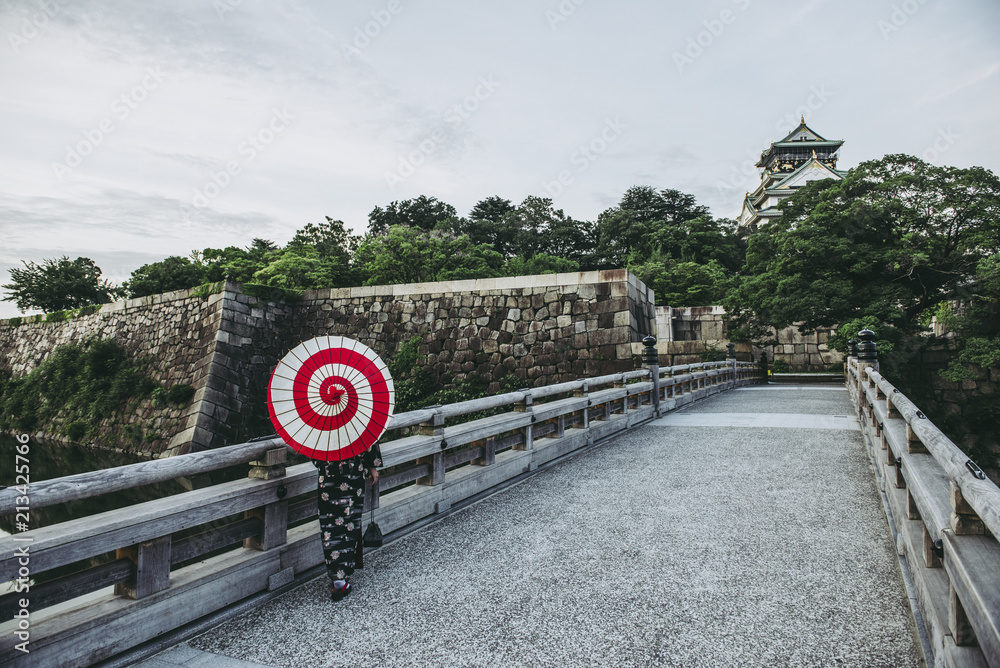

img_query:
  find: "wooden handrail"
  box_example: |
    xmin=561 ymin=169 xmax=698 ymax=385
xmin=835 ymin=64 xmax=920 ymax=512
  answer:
xmin=0 ymin=360 xmax=764 ymax=668
xmin=866 ymin=367 xmax=1000 ymax=539
xmin=0 ymin=437 xmax=289 ymax=513
xmin=847 ymin=357 xmax=1000 ymax=665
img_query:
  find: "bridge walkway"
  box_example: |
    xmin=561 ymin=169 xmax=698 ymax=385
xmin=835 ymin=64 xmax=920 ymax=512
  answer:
xmin=134 ymin=385 xmax=923 ymax=667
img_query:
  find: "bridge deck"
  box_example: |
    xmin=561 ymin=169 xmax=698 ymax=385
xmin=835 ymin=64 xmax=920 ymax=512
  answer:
xmin=135 ymin=385 xmax=922 ymax=667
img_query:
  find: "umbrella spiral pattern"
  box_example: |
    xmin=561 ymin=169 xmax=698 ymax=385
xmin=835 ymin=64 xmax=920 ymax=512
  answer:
xmin=267 ymin=336 xmax=395 ymax=461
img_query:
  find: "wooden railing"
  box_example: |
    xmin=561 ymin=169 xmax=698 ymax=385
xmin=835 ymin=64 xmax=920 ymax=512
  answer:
xmin=0 ymin=360 xmax=761 ymax=667
xmin=848 ymin=357 xmax=1000 ymax=667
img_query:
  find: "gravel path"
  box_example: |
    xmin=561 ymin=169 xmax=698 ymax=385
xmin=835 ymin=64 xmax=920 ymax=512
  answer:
xmin=171 ymin=386 xmax=921 ymax=667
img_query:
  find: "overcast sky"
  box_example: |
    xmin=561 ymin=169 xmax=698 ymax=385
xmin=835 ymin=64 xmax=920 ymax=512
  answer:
xmin=1 ymin=0 xmax=998 ymax=318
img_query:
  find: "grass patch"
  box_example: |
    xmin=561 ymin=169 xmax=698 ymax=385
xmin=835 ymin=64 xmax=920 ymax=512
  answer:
xmin=0 ymin=337 xmax=158 ymax=435
xmin=189 ymin=281 xmax=225 ymax=300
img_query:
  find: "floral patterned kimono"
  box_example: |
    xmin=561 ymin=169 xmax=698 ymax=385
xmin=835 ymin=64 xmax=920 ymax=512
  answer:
xmin=314 ymin=444 xmax=382 ymax=582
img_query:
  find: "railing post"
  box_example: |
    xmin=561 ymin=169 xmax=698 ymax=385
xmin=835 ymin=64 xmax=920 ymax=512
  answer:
xmin=244 ymin=448 xmax=288 ymax=551
xmin=614 ymin=374 xmax=626 ymax=415
xmin=417 ymin=407 xmax=445 ymax=486
xmin=857 ymin=329 xmax=878 ymax=372
xmin=847 ymin=338 xmax=858 ymax=381
xmin=574 ymin=381 xmax=590 ymax=430
xmin=950 ymin=482 xmax=985 ymax=535
xmin=514 ymin=391 xmax=534 ymax=451
xmin=472 ymin=437 xmax=496 ymax=466
xmin=726 ymin=343 xmax=736 ymax=387
xmin=249 ymin=447 xmax=287 ymax=480
xmin=950 ymin=584 xmax=977 ymax=646
xmin=759 ymin=352 xmax=768 ymax=382
xmin=642 ymin=336 xmax=660 ymax=415
xmin=115 ymin=536 xmax=171 ymax=599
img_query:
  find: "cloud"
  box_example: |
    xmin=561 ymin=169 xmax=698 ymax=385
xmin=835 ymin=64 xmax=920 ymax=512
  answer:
xmin=914 ymin=61 xmax=1000 ymax=107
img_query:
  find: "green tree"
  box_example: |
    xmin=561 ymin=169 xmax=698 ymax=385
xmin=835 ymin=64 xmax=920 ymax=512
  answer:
xmin=726 ymin=154 xmax=1000 ymax=343
xmin=286 ymin=217 xmax=358 ymax=287
xmin=631 ymin=256 xmax=731 ymax=306
xmin=367 ymin=196 xmax=458 ymax=235
xmin=289 ymin=217 xmax=356 ymax=259
xmin=3 ymin=256 xmax=117 ymax=313
xmin=354 ymin=226 xmax=502 ymax=286
xmin=251 ymin=246 xmax=348 ymax=291
xmin=594 ymin=186 xmax=715 ymax=268
xmin=935 ymin=254 xmax=1000 ymax=380
xmin=452 ymin=196 xmax=517 ymax=255
xmin=199 ymin=239 xmax=279 ymax=284
xmin=124 ymin=256 xmax=206 ymax=298
xmin=503 ymin=253 xmax=579 ymax=277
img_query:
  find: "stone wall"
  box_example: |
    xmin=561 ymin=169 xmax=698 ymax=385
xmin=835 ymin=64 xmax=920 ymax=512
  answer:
xmin=654 ymin=305 xmax=842 ymax=370
xmin=0 ymin=270 xmax=655 ymax=456
xmin=0 ymin=287 xmax=225 ymax=456
xmin=902 ymin=344 xmax=998 ymax=477
xmin=291 ymin=268 xmax=655 ymax=385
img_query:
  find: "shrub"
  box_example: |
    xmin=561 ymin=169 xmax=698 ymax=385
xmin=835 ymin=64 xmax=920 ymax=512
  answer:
xmin=0 ymin=337 xmax=157 ymax=442
xmin=151 ymin=387 xmax=168 ymax=407
xmin=166 ymin=384 xmax=195 ymax=404
xmin=189 ymin=281 xmax=225 ymax=300
xmin=65 ymin=421 xmax=87 ymax=440
xmin=123 ymin=424 xmax=143 ymax=443
xmin=771 ymin=358 xmax=790 ymax=373
xmin=700 ymin=345 xmax=727 ymax=362
xmin=45 ymin=310 xmax=69 ymax=322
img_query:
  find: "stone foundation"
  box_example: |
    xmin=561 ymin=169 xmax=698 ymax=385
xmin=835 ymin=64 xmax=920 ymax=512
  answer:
xmin=0 ymin=270 xmax=655 ymax=456
xmin=655 ymin=305 xmax=843 ymax=370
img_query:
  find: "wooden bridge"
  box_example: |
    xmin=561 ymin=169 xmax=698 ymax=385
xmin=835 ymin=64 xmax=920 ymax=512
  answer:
xmin=1 ymin=350 xmax=998 ymax=666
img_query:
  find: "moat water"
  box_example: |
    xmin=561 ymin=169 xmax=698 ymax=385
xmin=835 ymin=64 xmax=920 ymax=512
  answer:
xmin=0 ymin=434 xmax=190 ymax=534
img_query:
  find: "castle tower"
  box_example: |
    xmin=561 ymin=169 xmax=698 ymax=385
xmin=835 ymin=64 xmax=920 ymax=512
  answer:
xmin=738 ymin=119 xmax=846 ymax=231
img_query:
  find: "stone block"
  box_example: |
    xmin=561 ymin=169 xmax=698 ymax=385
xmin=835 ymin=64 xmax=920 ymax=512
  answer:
xmin=613 ymin=311 xmax=632 ymax=328
xmin=591 ymin=297 xmax=628 ymax=315
xmin=701 ymin=321 xmax=725 ymax=341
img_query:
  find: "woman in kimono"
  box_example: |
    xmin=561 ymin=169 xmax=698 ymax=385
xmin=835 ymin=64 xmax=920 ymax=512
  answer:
xmin=314 ymin=443 xmax=382 ymax=600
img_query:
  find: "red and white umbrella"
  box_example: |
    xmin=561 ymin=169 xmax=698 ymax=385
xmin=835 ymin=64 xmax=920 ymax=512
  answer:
xmin=266 ymin=336 xmax=394 ymax=461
